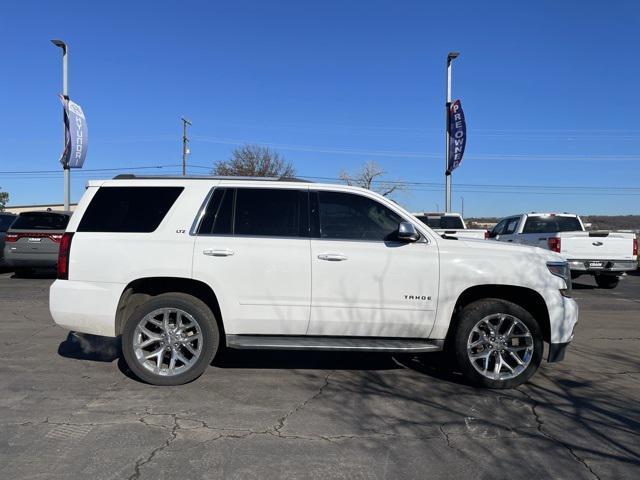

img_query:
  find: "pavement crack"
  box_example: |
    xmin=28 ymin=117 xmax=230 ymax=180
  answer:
xmin=128 ymin=414 xmax=180 ymax=480
xmin=516 ymin=387 xmax=601 ymax=480
xmin=270 ymin=371 xmax=332 ymax=437
xmin=438 ymin=425 xmax=466 ymax=456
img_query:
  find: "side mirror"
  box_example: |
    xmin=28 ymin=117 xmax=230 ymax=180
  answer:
xmin=397 ymin=222 xmax=420 ymax=242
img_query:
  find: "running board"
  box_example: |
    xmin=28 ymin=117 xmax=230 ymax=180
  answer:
xmin=226 ymin=335 xmax=444 ymax=353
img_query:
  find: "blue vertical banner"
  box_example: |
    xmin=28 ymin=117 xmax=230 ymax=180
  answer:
xmin=447 ymin=99 xmax=466 ymax=172
xmin=59 ymin=95 xmax=88 ymax=168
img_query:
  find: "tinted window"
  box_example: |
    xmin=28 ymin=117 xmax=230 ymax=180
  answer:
xmin=416 ymin=215 xmax=464 ymax=229
xmin=234 ymin=188 xmax=307 ymax=237
xmin=523 ymin=216 xmax=582 ymax=234
xmin=11 ymin=212 xmax=69 ymax=230
xmin=0 ymin=214 xmax=16 ymax=232
xmin=199 ymin=188 xmax=233 ymax=235
xmin=318 ymin=191 xmax=402 ymax=241
xmin=78 ymin=187 xmax=183 ymax=233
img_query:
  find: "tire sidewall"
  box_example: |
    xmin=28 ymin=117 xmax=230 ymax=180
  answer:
xmin=453 ymin=299 xmax=543 ymax=389
xmin=122 ymin=293 xmax=219 ymax=386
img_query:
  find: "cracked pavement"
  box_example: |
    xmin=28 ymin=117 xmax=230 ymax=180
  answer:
xmin=1 ymin=271 xmax=639 ymax=479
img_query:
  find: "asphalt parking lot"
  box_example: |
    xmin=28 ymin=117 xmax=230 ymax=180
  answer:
xmin=1 ymin=271 xmax=639 ymax=479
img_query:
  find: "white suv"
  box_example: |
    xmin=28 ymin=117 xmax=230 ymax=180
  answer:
xmin=50 ymin=176 xmax=578 ymax=388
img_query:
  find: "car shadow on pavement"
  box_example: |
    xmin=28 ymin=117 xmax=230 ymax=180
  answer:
xmin=213 ymin=348 xmax=404 ymax=371
xmin=58 ymin=332 xmax=121 ymax=362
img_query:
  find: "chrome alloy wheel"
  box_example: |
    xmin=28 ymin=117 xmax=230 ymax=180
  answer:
xmin=466 ymin=313 xmax=534 ymax=381
xmin=133 ymin=308 xmax=203 ymax=377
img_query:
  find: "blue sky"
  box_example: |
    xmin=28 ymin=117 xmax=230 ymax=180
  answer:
xmin=1 ymin=0 xmax=639 ymax=216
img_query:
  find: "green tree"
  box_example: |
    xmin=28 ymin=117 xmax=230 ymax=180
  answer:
xmin=213 ymin=144 xmax=295 ymax=178
xmin=0 ymin=188 xmax=8 ymax=211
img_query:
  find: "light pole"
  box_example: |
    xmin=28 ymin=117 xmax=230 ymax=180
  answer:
xmin=51 ymin=39 xmax=70 ymax=210
xmin=181 ymin=117 xmax=191 ymax=176
xmin=461 ymin=196 xmax=464 ymax=217
xmin=445 ymin=51 xmax=459 ymax=213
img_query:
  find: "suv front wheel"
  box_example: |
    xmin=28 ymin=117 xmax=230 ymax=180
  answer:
xmin=452 ymin=299 xmax=543 ymax=389
xmin=122 ymin=292 xmax=220 ymax=385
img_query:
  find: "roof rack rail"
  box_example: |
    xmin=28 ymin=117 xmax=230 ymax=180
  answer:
xmin=111 ymin=174 xmax=313 ymax=183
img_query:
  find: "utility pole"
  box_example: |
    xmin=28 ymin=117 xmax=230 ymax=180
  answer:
xmin=181 ymin=117 xmax=191 ymax=176
xmin=51 ymin=40 xmax=70 ymax=210
xmin=461 ymin=196 xmax=464 ymax=217
xmin=445 ymin=51 xmax=459 ymax=213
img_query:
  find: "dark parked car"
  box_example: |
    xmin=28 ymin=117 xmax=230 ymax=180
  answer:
xmin=3 ymin=211 xmax=72 ymax=275
xmin=0 ymin=212 xmax=17 ymax=268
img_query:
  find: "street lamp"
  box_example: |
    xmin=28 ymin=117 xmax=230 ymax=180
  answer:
xmin=445 ymin=51 xmax=460 ymax=213
xmin=51 ymin=39 xmax=70 ymax=211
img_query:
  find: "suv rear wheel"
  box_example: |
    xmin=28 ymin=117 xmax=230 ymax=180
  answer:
xmin=452 ymin=299 xmax=543 ymax=389
xmin=122 ymin=293 xmax=220 ymax=385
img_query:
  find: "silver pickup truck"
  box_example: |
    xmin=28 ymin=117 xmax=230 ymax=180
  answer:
xmin=490 ymin=213 xmax=637 ymax=289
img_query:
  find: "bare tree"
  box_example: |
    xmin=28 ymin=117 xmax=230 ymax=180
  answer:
xmin=0 ymin=188 xmax=8 ymax=211
xmin=213 ymin=144 xmax=296 ymax=178
xmin=339 ymin=161 xmax=405 ymax=197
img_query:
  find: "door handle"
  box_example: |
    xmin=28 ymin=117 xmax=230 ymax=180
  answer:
xmin=203 ymin=249 xmax=234 ymax=257
xmin=318 ymin=253 xmax=348 ymax=261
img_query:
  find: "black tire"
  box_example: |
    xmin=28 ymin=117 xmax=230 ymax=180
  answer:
xmin=595 ymin=275 xmax=619 ymax=289
xmin=13 ymin=268 xmax=32 ymax=278
xmin=452 ymin=299 xmax=543 ymax=389
xmin=122 ymin=292 xmax=220 ymax=386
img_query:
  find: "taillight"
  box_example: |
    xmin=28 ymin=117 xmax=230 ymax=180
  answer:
xmin=548 ymin=237 xmax=561 ymax=253
xmin=50 ymin=234 xmax=63 ymax=243
xmin=634 ymin=238 xmax=638 ymax=257
xmin=5 ymin=233 xmax=18 ymax=242
xmin=57 ymin=232 xmax=74 ymax=280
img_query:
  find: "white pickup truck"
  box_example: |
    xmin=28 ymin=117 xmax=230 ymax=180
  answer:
xmin=413 ymin=212 xmax=488 ymax=240
xmin=490 ymin=213 xmax=638 ymax=289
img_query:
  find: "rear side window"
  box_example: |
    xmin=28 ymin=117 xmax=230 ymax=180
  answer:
xmin=318 ymin=191 xmax=402 ymax=241
xmin=78 ymin=186 xmax=183 ymax=233
xmin=198 ymin=187 xmax=308 ymax=237
xmin=235 ymin=188 xmax=307 ymax=237
xmin=198 ymin=188 xmax=234 ymax=235
xmin=522 ymin=216 xmax=582 ymax=234
xmin=11 ymin=212 xmax=69 ymax=230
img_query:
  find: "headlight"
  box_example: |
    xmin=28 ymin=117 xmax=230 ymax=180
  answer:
xmin=547 ymin=261 xmax=572 ymax=295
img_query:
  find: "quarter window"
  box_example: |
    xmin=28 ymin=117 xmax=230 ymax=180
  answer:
xmin=78 ymin=186 xmax=183 ymax=233
xmin=317 ymin=191 xmax=403 ymax=241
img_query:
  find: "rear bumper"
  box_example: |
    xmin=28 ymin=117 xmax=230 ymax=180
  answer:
xmin=3 ymin=248 xmax=58 ymax=268
xmin=50 ymin=279 xmax=124 ymax=337
xmin=568 ymin=259 xmax=637 ymax=273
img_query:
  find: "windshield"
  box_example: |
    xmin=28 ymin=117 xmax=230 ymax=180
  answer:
xmin=10 ymin=212 xmax=70 ymax=231
xmin=415 ymin=215 xmax=464 ymax=229
xmin=522 ymin=216 xmax=582 ymax=233
xmin=0 ymin=214 xmax=16 ymax=232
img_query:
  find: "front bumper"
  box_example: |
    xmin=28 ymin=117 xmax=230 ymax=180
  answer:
xmin=568 ymin=259 xmax=637 ymax=273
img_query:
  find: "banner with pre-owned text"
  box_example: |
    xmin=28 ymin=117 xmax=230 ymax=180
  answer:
xmin=447 ymin=99 xmax=466 ymax=172
xmin=59 ymin=95 xmax=88 ymax=168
